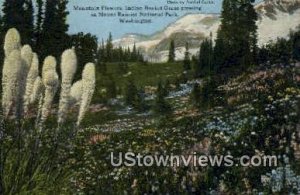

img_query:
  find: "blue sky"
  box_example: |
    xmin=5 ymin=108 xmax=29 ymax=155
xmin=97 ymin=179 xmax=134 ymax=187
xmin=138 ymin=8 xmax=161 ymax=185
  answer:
xmin=0 ymin=0 xmax=263 ymax=41
xmin=67 ymin=0 xmax=223 ymax=40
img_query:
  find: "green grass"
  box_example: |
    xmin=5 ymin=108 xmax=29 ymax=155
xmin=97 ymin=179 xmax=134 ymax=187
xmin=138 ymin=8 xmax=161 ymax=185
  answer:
xmin=98 ymin=62 xmax=184 ymax=88
xmin=92 ymin=61 xmax=185 ymax=103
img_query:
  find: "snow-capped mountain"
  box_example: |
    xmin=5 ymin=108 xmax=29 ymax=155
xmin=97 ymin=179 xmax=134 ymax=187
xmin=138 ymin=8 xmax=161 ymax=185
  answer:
xmin=113 ymin=0 xmax=300 ymax=62
xmin=256 ymin=0 xmax=300 ymax=45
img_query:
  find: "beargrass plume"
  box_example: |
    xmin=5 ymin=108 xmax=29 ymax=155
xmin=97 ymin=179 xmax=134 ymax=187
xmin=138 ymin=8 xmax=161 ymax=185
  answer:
xmin=1 ymin=28 xmax=95 ymax=127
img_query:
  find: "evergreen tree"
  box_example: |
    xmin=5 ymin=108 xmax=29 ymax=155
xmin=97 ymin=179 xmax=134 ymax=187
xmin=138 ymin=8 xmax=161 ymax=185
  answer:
xmin=131 ymin=43 xmax=137 ymax=61
xmin=125 ymin=79 xmax=138 ymax=106
xmin=154 ymin=81 xmax=172 ymax=115
xmin=71 ymin=32 xmax=98 ymax=79
xmin=168 ymin=39 xmax=175 ymax=62
xmin=290 ymin=27 xmax=300 ymax=61
xmin=215 ymin=0 xmax=236 ymax=67
xmin=265 ymin=38 xmax=291 ymax=65
xmin=96 ymin=40 xmax=107 ymax=74
xmin=213 ymin=36 xmax=226 ymax=71
xmin=117 ymin=46 xmax=124 ymax=61
xmin=98 ymin=39 xmax=106 ymax=62
xmin=2 ymin=0 xmax=26 ymax=42
xmin=36 ymin=0 xmax=43 ymax=33
xmin=106 ymin=76 xmax=117 ymax=99
xmin=35 ymin=0 xmax=44 ymax=50
xmin=123 ymin=47 xmax=129 ymax=62
xmin=56 ymin=0 xmax=70 ymax=53
xmin=124 ymin=80 xmax=147 ymax=111
xmin=195 ymin=38 xmax=213 ymax=78
xmin=183 ymin=42 xmax=191 ymax=71
xmin=41 ymin=0 xmax=70 ymax=59
xmin=56 ymin=0 xmax=69 ymax=38
xmin=238 ymin=0 xmax=258 ymax=67
xmin=137 ymin=50 xmax=144 ymax=63
xmin=199 ymin=77 xmax=217 ymax=109
xmin=275 ymin=38 xmax=291 ymax=65
xmin=106 ymin=32 xmax=113 ymax=61
xmin=23 ymin=0 xmax=34 ymax=45
xmin=215 ymin=0 xmax=257 ymax=68
xmin=133 ymin=88 xmax=147 ymax=112
xmin=190 ymin=83 xmax=201 ymax=108
xmin=126 ymin=47 xmax=131 ymax=61
xmin=257 ymin=46 xmax=269 ymax=65
xmin=41 ymin=0 xmax=57 ymax=55
xmin=208 ymin=33 xmax=214 ymax=72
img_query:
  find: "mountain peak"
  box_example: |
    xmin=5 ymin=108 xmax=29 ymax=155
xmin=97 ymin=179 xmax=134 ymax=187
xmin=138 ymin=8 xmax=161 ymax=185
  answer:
xmin=256 ymin=0 xmax=300 ymax=19
xmin=113 ymin=1 xmax=300 ymax=62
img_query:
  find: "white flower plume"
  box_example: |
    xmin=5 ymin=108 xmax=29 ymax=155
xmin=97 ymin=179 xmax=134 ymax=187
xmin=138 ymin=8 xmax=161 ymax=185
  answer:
xmin=58 ymin=48 xmax=77 ymax=124
xmin=4 ymin=28 xmax=21 ymax=57
xmin=77 ymin=63 xmax=96 ymax=126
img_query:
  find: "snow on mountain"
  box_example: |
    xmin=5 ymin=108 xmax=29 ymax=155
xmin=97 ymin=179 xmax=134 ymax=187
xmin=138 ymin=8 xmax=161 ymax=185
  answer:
xmin=256 ymin=0 xmax=300 ymax=45
xmin=113 ymin=13 xmax=220 ymax=61
xmin=113 ymin=34 xmax=149 ymax=47
xmin=156 ymin=14 xmax=220 ymax=39
xmin=113 ymin=0 xmax=300 ymax=62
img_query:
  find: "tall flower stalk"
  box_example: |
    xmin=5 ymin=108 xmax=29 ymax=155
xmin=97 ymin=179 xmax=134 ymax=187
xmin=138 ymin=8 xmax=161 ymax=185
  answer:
xmin=31 ymin=77 xmax=44 ymax=129
xmin=70 ymin=80 xmax=83 ymax=106
xmin=77 ymin=63 xmax=96 ymax=126
xmin=2 ymin=29 xmax=22 ymax=118
xmin=4 ymin=28 xmax=21 ymax=57
xmin=18 ymin=45 xmax=33 ymax=118
xmin=24 ymin=53 xmax=39 ymax=113
xmin=58 ymin=49 xmax=77 ymax=125
xmin=2 ymin=50 xmax=24 ymax=118
xmin=41 ymin=57 xmax=59 ymax=126
xmin=31 ymin=77 xmax=44 ymax=105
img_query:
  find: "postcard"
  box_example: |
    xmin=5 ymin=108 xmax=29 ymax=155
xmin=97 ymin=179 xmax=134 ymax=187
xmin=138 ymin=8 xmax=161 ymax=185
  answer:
xmin=0 ymin=0 xmax=299 ymax=194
